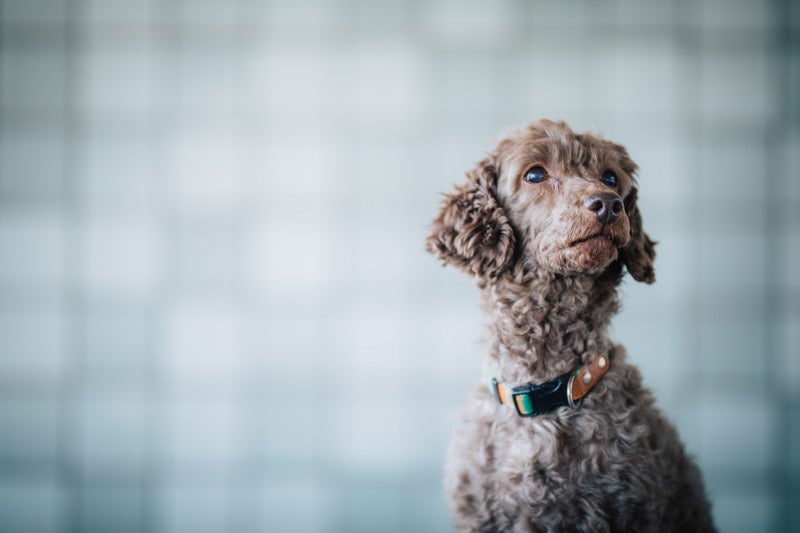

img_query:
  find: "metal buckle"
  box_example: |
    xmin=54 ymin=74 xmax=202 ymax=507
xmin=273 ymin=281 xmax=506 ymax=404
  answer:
xmin=520 ymin=373 xmax=577 ymax=416
xmin=566 ymin=374 xmax=583 ymax=409
xmin=490 ymin=377 xmax=501 ymax=404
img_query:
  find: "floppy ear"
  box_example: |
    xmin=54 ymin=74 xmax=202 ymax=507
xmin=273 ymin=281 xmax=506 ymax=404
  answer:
xmin=425 ymin=158 xmax=516 ymax=280
xmin=620 ymin=187 xmax=656 ymax=283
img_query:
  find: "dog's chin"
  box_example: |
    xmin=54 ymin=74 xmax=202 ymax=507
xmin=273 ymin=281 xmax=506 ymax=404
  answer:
xmin=557 ymin=237 xmax=619 ymax=274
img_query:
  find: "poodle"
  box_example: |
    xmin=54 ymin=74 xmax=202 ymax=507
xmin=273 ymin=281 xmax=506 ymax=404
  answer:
xmin=426 ymin=120 xmax=715 ymax=532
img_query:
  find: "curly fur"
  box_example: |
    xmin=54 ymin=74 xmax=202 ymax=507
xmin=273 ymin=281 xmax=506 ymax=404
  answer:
xmin=426 ymin=120 xmax=714 ymax=532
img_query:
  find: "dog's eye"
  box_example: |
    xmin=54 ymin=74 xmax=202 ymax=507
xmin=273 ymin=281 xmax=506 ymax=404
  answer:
xmin=601 ymin=170 xmax=617 ymax=188
xmin=524 ymin=166 xmax=547 ymax=183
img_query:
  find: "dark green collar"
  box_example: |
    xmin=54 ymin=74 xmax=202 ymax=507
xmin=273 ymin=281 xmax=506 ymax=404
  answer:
xmin=486 ymin=353 xmax=610 ymax=417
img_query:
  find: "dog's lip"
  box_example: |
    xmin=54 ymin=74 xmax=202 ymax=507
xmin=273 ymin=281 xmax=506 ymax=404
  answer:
xmin=569 ymin=232 xmax=613 ymax=247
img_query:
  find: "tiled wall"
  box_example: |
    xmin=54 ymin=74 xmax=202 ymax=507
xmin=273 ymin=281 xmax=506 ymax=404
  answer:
xmin=0 ymin=0 xmax=797 ymax=532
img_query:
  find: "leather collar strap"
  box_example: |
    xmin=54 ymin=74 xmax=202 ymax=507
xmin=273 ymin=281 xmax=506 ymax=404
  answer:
xmin=486 ymin=354 xmax=610 ymax=417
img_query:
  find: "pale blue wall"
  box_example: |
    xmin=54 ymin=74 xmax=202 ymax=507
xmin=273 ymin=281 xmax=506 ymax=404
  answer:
xmin=0 ymin=0 xmax=797 ymax=531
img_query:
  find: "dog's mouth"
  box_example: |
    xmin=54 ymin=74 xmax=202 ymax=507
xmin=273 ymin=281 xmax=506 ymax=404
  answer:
xmin=569 ymin=232 xmax=614 ymax=247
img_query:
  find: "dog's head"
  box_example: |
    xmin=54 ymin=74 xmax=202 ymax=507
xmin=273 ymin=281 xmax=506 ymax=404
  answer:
xmin=426 ymin=119 xmax=655 ymax=283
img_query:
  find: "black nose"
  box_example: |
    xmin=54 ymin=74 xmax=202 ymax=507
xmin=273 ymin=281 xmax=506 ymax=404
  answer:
xmin=584 ymin=192 xmax=624 ymax=225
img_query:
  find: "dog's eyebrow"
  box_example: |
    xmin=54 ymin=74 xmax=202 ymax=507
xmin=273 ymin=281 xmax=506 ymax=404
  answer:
xmin=507 ymin=144 xmax=561 ymax=173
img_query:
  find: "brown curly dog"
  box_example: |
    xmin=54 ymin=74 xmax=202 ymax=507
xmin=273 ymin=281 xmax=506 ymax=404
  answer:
xmin=426 ymin=120 xmax=715 ymax=532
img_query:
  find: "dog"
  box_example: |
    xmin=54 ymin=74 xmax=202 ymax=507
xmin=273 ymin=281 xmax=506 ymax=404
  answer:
xmin=426 ymin=120 xmax=715 ymax=532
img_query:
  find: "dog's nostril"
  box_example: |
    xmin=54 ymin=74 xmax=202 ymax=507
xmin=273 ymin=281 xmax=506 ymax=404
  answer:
xmin=584 ymin=198 xmax=604 ymax=212
xmin=585 ymin=193 xmax=623 ymax=225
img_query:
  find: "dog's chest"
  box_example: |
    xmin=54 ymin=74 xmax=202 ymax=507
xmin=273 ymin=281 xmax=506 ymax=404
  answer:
xmin=488 ymin=415 xmax=567 ymax=477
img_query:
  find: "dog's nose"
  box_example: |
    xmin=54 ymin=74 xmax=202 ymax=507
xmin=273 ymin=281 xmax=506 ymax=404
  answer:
xmin=584 ymin=193 xmax=624 ymax=225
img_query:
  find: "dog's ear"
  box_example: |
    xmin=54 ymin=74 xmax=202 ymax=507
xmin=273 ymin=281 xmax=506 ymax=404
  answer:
xmin=620 ymin=187 xmax=656 ymax=283
xmin=425 ymin=157 xmax=516 ymax=280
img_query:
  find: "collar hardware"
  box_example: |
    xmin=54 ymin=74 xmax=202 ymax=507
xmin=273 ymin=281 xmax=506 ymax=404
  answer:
xmin=487 ymin=353 xmax=609 ymax=417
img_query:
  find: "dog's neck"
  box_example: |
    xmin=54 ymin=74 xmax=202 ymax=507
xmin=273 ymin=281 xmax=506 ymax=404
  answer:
xmin=478 ymin=261 xmax=621 ymax=385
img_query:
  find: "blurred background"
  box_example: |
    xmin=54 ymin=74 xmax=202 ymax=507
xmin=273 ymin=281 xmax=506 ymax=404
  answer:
xmin=0 ymin=0 xmax=797 ymax=531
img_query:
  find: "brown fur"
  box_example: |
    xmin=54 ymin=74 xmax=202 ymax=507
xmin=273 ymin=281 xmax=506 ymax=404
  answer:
xmin=426 ymin=120 xmax=714 ymax=532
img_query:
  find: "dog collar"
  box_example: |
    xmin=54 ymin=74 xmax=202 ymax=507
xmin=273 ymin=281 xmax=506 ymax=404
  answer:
xmin=486 ymin=353 xmax=610 ymax=417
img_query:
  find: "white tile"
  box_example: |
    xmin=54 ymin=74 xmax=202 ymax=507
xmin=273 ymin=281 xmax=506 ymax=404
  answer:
xmin=165 ymin=127 xmax=243 ymax=214
xmin=258 ymin=397 xmax=318 ymax=458
xmin=350 ymin=223 xmax=426 ymax=285
xmin=172 ymin=223 xmax=236 ymax=293
xmin=586 ymin=41 xmax=680 ymax=115
xmin=347 ymin=0 xmax=413 ymax=27
xmin=792 ymin=406 xmax=800 ymax=471
xmin=700 ymin=52 xmax=774 ymax=123
xmin=416 ymin=302 xmax=487 ymax=384
xmin=404 ymin=306 xmax=483 ymax=388
xmin=335 ymin=41 xmax=427 ymax=128
xmin=616 ymin=244 xmax=686 ymax=318
xmin=0 ymin=210 xmax=65 ymax=288
xmin=250 ymin=45 xmax=332 ymax=117
xmin=524 ymin=53 xmax=589 ymax=117
xmin=159 ymin=483 xmax=232 ymax=533
xmin=243 ymin=214 xmax=341 ymax=293
xmin=76 ymin=393 xmax=146 ymax=478
xmin=248 ymin=0 xmax=344 ymax=30
xmin=772 ymin=229 xmax=800 ymax=294
xmin=777 ymin=317 xmax=800 ymax=396
xmin=693 ymin=393 xmax=775 ymax=471
xmin=327 ymin=402 xmax=422 ymax=475
xmin=615 ymin=0 xmax=675 ymax=27
xmin=83 ymin=216 xmax=162 ymax=298
xmin=176 ymin=45 xmax=237 ymax=113
xmin=247 ymin=135 xmax=340 ymax=197
xmin=82 ymin=131 xmax=154 ymax=210
xmin=0 ymin=395 xmax=59 ymax=463
xmin=701 ymin=0 xmax=770 ymax=29
xmin=348 ymin=140 xmax=413 ymax=197
xmin=699 ymin=140 xmax=768 ymax=202
xmin=0 ymin=305 xmax=66 ymax=385
xmin=83 ymin=0 xmax=154 ymax=25
xmin=528 ymin=0 xmax=587 ymax=27
xmin=1 ymin=0 xmax=66 ymax=24
xmin=423 ymin=0 xmax=518 ymax=46
xmin=711 ymin=491 xmax=773 ymax=533
xmin=327 ymin=310 xmax=410 ymax=390
xmin=84 ymin=308 xmax=150 ymax=388
xmin=612 ymin=321 xmax=695 ymax=405
xmin=0 ymin=128 xmax=64 ymax=199
xmin=698 ymin=320 xmax=767 ymax=385
xmin=80 ymin=42 xmax=156 ymax=119
xmin=401 ymin=487 xmax=453 ymax=532
xmin=0 ymin=476 xmax=63 ymax=533
xmin=0 ymin=48 xmax=65 ymax=113
xmin=162 ymin=300 xmax=244 ymax=391
xmin=779 ymin=130 xmax=800 ymax=202
xmin=245 ymin=314 xmax=319 ymax=379
xmin=639 ymin=225 xmax=699 ymax=306
xmin=255 ymin=479 xmax=329 ymax=533
xmin=161 ymin=399 xmax=242 ymax=475
xmin=336 ymin=484 xmax=429 ymax=533
xmin=177 ymin=0 xmax=237 ymax=30
xmin=80 ymin=485 xmax=143 ymax=532
xmin=434 ymin=53 xmax=499 ymax=118
xmin=698 ymin=230 xmax=767 ymax=293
